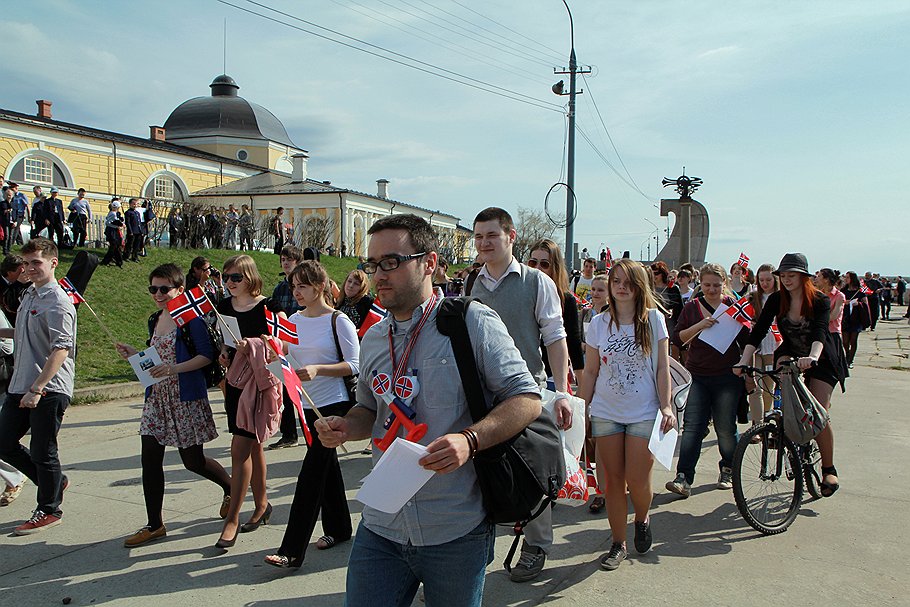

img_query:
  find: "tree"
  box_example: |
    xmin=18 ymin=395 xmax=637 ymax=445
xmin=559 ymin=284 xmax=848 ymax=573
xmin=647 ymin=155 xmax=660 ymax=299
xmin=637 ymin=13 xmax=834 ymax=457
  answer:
xmin=513 ymin=206 xmax=560 ymax=262
xmin=296 ymin=213 xmax=337 ymax=250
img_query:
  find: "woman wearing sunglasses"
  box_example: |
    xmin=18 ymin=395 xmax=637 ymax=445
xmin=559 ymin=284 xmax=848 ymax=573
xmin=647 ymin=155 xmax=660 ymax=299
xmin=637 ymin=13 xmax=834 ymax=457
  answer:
xmin=114 ymin=264 xmax=232 ymax=547
xmin=215 ymin=255 xmax=282 ymax=548
xmin=527 ymin=239 xmax=585 ymax=389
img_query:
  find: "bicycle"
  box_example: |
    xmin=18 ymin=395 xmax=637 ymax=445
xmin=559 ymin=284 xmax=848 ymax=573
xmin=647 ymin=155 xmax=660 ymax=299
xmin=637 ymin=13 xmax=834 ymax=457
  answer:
xmin=730 ymin=360 xmax=824 ymax=535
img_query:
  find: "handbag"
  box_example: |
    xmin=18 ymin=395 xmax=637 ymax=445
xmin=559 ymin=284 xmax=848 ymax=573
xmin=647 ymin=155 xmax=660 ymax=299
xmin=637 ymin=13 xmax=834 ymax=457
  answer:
xmin=780 ymin=365 xmax=830 ymax=444
xmin=436 ymin=297 xmax=565 ymax=572
xmin=330 ymin=311 xmax=358 ymax=401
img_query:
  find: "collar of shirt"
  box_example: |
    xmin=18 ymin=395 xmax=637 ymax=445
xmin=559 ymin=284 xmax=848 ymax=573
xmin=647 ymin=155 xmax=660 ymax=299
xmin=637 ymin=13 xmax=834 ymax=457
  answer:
xmin=477 ymin=256 xmax=521 ymax=291
xmin=388 ymin=293 xmax=440 ymax=337
xmin=26 ymin=280 xmax=60 ymax=299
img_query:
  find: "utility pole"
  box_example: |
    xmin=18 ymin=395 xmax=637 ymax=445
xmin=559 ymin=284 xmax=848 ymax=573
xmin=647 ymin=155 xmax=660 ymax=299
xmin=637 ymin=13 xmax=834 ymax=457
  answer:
xmin=553 ymin=1 xmax=591 ymax=270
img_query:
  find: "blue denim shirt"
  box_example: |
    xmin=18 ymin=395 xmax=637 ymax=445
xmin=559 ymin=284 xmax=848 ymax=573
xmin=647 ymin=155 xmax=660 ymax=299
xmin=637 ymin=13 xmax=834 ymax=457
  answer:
xmin=355 ymin=295 xmax=539 ymax=546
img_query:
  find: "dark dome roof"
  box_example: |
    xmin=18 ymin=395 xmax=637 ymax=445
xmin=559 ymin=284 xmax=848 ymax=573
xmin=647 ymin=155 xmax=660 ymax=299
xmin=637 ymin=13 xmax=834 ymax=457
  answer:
xmin=163 ymin=75 xmax=297 ymax=147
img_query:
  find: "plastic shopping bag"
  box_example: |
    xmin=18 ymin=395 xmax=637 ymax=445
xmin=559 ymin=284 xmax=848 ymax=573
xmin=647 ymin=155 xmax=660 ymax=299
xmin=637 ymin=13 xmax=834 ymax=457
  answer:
xmin=556 ymin=435 xmax=589 ymax=506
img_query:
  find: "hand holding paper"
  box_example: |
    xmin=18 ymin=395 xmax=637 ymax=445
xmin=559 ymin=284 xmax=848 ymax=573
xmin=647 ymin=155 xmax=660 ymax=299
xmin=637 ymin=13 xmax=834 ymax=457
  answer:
xmin=356 ymin=438 xmax=436 ymax=513
xmin=649 ymin=409 xmax=679 ymax=471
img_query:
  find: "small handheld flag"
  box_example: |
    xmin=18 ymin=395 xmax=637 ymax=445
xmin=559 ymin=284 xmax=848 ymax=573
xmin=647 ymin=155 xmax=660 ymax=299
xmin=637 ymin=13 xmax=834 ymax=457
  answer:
xmin=166 ymin=286 xmax=214 ymax=327
xmin=724 ymin=294 xmax=755 ymax=327
xmin=265 ymin=309 xmax=299 ymax=344
xmin=860 ymin=280 xmax=874 ymax=295
xmin=358 ymin=301 xmax=389 ymax=338
xmin=737 ymin=252 xmax=750 ymax=270
xmin=770 ymin=322 xmax=783 ymax=345
xmin=59 ymin=277 xmax=85 ymax=305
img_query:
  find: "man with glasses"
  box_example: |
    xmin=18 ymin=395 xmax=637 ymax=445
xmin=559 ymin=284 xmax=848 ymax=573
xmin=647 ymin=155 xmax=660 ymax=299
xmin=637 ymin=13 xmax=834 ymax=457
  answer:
xmin=0 ymin=238 xmax=76 ymax=535
xmin=316 ymin=213 xmax=541 ymax=607
xmin=466 ymin=206 xmax=571 ymax=583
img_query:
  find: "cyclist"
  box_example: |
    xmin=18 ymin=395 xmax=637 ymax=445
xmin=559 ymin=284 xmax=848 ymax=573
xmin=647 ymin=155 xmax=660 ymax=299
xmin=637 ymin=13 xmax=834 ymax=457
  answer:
xmin=734 ymin=253 xmax=845 ymax=497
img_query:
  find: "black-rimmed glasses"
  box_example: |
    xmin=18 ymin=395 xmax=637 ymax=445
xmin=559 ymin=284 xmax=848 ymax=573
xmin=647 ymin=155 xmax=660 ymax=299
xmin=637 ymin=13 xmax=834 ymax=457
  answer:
xmin=224 ymin=273 xmax=245 ymax=283
xmin=359 ymin=252 xmax=427 ymax=275
xmin=148 ymin=285 xmax=177 ymax=295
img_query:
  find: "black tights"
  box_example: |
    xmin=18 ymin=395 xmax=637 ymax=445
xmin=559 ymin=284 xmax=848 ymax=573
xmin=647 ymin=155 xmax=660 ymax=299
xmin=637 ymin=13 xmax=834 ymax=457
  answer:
xmin=141 ymin=435 xmax=231 ymax=529
xmin=843 ymin=331 xmax=859 ymax=366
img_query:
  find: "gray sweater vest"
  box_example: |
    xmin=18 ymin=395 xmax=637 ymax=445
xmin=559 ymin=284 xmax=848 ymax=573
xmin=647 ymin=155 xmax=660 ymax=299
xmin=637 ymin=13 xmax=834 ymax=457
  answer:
xmin=468 ymin=265 xmax=546 ymax=386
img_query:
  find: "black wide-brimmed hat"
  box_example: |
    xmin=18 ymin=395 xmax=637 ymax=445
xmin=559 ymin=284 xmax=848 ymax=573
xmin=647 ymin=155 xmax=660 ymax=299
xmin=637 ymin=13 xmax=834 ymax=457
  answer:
xmin=774 ymin=253 xmax=811 ymax=276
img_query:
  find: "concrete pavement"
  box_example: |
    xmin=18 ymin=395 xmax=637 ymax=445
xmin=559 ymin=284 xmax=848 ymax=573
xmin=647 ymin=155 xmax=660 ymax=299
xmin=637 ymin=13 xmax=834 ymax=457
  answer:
xmin=1 ymin=314 xmax=908 ymax=606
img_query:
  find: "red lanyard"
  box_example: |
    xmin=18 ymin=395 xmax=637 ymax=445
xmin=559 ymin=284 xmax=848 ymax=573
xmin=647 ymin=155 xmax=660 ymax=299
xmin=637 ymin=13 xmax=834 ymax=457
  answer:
xmin=387 ymin=292 xmax=438 ymax=382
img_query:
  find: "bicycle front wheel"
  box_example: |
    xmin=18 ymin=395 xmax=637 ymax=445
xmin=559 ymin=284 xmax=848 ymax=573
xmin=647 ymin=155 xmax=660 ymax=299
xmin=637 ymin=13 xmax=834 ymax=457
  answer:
xmin=733 ymin=422 xmax=803 ymax=535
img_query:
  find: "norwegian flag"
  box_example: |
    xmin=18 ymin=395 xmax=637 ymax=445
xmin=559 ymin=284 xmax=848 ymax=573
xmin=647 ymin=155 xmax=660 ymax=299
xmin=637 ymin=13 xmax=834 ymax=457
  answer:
xmin=268 ymin=337 xmax=312 ymax=446
xmin=59 ymin=277 xmax=85 ymax=305
xmin=264 ymin=309 xmax=299 ymax=344
xmin=166 ymin=286 xmax=214 ymax=327
xmin=572 ymin=291 xmax=592 ymax=310
xmin=357 ymin=301 xmax=389 ymax=338
xmin=737 ymin=252 xmax=750 ymax=270
xmin=724 ymin=294 xmax=755 ymax=327
xmin=860 ymin=280 xmax=874 ymax=295
xmin=770 ymin=322 xmax=783 ymax=344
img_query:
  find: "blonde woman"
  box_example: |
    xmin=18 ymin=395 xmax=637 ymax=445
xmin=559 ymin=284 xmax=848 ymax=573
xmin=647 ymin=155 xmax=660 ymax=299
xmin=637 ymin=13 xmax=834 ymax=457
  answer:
xmin=666 ymin=264 xmax=748 ymax=499
xmin=578 ymin=259 xmax=676 ymax=570
xmin=215 ymin=255 xmax=282 ymax=548
xmin=747 ymin=264 xmax=779 ymax=426
xmin=335 ymin=269 xmax=375 ymax=334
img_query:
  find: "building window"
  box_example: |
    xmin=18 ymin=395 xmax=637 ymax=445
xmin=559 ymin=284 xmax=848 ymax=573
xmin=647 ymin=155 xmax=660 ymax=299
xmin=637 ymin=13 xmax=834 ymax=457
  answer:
xmin=236 ymin=149 xmax=249 ymax=161
xmin=154 ymin=176 xmax=174 ymax=200
xmin=24 ymin=157 xmax=52 ymax=184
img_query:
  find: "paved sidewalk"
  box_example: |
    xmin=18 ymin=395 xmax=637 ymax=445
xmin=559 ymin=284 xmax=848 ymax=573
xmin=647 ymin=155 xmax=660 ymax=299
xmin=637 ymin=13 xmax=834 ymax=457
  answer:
xmin=1 ymin=324 xmax=908 ymax=606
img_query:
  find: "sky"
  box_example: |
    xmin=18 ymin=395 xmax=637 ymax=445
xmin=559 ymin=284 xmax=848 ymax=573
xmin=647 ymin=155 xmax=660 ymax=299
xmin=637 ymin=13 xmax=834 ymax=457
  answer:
xmin=3 ymin=0 xmax=909 ymax=274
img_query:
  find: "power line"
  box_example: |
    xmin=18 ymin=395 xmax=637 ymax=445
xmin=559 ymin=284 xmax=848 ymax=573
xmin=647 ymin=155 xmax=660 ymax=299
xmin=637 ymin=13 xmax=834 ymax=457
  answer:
xmin=414 ymin=0 xmax=565 ymax=66
xmin=375 ymin=0 xmax=556 ymax=69
xmin=330 ymin=0 xmax=553 ymax=86
xmin=216 ymin=0 xmax=564 ymax=113
xmin=447 ymin=0 xmax=566 ymax=60
xmin=575 ymin=122 xmax=656 ymax=204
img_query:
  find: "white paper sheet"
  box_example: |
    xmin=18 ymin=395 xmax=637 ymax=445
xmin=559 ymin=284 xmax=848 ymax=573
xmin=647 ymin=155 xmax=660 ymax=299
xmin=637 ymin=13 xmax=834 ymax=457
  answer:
xmin=648 ymin=410 xmax=679 ymax=471
xmin=266 ymin=351 xmax=300 ymax=382
xmin=355 ymin=438 xmax=435 ymax=514
xmin=218 ymin=314 xmax=242 ymax=348
xmin=128 ymin=347 xmax=165 ymax=388
xmin=697 ymin=303 xmax=745 ymax=354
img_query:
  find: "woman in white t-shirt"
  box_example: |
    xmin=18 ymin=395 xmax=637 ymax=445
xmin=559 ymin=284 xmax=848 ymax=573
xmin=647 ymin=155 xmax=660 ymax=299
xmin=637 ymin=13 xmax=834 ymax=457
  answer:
xmin=578 ymin=259 xmax=676 ymax=571
xmin=264 ymin=260 xmax=360 ymax=569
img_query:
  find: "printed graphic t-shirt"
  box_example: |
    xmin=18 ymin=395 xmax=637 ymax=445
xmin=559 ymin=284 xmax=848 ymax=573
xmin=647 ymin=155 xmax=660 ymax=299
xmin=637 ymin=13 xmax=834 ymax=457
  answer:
xmin=574 ymin=275 xmax=594 ymax=301
xmin=585 ymin=311 xmax=668 ymax=424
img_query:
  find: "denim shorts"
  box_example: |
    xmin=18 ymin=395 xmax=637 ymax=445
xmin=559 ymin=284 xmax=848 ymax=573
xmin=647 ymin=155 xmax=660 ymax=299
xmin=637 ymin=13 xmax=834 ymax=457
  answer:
xmin=590 ymin=416 xmax=653 ymax=439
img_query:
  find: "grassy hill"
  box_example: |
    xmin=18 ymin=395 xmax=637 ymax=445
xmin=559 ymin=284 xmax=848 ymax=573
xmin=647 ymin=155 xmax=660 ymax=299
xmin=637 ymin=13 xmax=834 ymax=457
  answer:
xmin=45 ymin=247 xmax=360 ymax=388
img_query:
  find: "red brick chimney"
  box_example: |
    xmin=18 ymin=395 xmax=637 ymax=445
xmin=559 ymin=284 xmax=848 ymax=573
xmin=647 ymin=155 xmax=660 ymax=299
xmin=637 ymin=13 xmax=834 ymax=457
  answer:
xmin=36 ymin=100 xmax=53 ymax=119
xmin=149 ymin=126 xmax=166 ymax=142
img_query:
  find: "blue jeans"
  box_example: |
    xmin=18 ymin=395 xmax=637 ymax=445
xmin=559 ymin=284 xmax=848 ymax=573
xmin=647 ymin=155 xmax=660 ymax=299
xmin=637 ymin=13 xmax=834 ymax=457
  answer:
xmin=676 ymin=373 xmax=744 ymax=484
xmin=345 ymin=520 xmax=494 ymax=607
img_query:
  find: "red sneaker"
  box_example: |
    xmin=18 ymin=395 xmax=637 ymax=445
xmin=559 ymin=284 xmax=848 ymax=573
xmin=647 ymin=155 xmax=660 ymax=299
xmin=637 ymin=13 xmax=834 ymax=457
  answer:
xmin=14 ymin=510 xmax=62 ymax=535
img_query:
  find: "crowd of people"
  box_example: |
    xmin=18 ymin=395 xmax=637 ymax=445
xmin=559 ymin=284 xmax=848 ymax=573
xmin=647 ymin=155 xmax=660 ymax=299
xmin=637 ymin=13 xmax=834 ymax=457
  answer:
xmin=0 ymin=198 xmax=905 ymax=606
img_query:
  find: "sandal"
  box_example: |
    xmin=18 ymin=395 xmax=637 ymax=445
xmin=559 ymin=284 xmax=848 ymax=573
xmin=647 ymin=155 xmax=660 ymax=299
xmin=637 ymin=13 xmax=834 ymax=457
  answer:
xmin=316 ymin=535 xmax=349 ymax=550
xmin=264 ymin=554 xmax=302 ymax=569
xmin=820 ymin=466 xmax=839 ymax=497
xmin=588 ymin=496 xmax=605 ymax=514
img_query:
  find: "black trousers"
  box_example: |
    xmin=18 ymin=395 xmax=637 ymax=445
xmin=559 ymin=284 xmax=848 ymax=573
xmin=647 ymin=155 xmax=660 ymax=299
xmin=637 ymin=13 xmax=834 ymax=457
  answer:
xmin=277 ymin=400 xmax=353 ymax=563
xmin=102 ymin=234 xmax=123 ymax=266
xmin=869 ymin=296 xmax=880 ymax=330
xmin=71 ymin=215 xmax=87 ymax=247
xmin=1 ymin=222 xmax=11 ymax=254
xmin=279 ymin=387 xmax=299 ymax=442
xmin=0 ymin=392 xmax=69 ymax=515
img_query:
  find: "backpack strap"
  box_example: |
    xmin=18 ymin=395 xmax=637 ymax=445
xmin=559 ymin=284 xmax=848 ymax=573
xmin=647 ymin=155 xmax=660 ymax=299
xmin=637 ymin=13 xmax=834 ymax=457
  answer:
xmin=435 ymin=297 xmax=486 ymax=423
xmin=147 ymin=310 xmax=162 ymax=347
xmin=464 ymin=271 xmax=478 ymax=297
xmin=330 ymin=311 xmax=344 ymax=364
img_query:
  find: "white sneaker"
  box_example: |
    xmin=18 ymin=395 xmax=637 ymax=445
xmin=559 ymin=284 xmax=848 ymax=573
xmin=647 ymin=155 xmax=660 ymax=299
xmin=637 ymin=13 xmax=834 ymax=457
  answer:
xmin=717 ymin=467 xmax=734 ymax=490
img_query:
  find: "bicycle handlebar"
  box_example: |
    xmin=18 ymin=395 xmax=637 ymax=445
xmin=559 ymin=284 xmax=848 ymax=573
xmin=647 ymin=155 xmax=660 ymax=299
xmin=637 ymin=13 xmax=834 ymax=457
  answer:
xmin=733 ymin=359 xmax=815 ymax=377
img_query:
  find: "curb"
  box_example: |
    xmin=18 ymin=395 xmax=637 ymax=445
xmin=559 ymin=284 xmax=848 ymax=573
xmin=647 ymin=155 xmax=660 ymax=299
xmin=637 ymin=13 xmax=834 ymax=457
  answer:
xmin=72 ymin=381 xmax=144 ymax=405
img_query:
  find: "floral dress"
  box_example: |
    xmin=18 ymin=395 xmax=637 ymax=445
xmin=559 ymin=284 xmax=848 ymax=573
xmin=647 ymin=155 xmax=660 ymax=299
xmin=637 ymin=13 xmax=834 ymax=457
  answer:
xmin=140 ymin=331 xmax=218 ymax=448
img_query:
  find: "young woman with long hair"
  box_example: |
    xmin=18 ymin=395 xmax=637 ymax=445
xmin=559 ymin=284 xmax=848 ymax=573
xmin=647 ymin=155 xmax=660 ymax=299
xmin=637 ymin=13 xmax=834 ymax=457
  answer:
xmin=666 ymin=263 xmax=748 ymax=499
xmin=215 ymin=255 xmax=281 ymax=548
xmin=815 ymin=268 xmax=849 ymax=381
xmin=578 ymin=259 xmax=676 ymax=570
xmin=729 ymin=263 xmax=751 ymax=298
xmin=746 ymin=264 xmax=780 ymax=426
xmin=335 ymin=269 xmax=374 ymax=333
xmin=115 ymin=264 xmax=231 ymax=547
xmin=840 ymin=271 xmax=867 ymax=368
xmin=651 ymin=261 xmax=684 ymax=360
xmin=736 ymin=253 xmax=845 ymax=497
xmin=580 ymin=272 xmax=609 ymax=514
xmin=264 ymin=261 xmax=360 ymax=568
xmin=528 ymin=239 xmax=585 ymax=387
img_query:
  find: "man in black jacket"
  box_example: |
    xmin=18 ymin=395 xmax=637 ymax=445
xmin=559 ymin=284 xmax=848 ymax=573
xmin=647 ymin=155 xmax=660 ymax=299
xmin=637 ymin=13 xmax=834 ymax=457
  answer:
xmin=124 ymin=198 xmax=143 ymax=262
xmin=43 ymin=188 xmax=66 ymax=248
xmin=864 ymin=272 xmax=883 ymax=331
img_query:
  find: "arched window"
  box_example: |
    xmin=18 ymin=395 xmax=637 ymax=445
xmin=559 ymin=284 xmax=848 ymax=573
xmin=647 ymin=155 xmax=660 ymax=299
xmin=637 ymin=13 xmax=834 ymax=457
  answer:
xmin=7 ymin=152 xmax=71 ymax=188
xmin=142 ymin=172 xmax=187 ymax=202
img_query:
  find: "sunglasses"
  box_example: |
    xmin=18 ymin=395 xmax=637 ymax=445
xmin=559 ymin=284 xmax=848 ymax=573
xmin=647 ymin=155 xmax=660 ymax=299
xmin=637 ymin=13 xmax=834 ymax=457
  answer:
xmin=526 ymin=258 xmax=551 ymax=270
xmin=224 ymin=273 xmax=245 ymax=283
xmin=148 ymin=285 xmax=177 ymax=295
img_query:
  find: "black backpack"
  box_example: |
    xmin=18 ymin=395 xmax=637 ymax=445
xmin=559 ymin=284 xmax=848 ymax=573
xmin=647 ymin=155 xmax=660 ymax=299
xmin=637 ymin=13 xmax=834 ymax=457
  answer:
xmin=147 ymin=310 xmax=226 ymax=389
xmin=435 ymin=297 xmax=564 ymax=571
